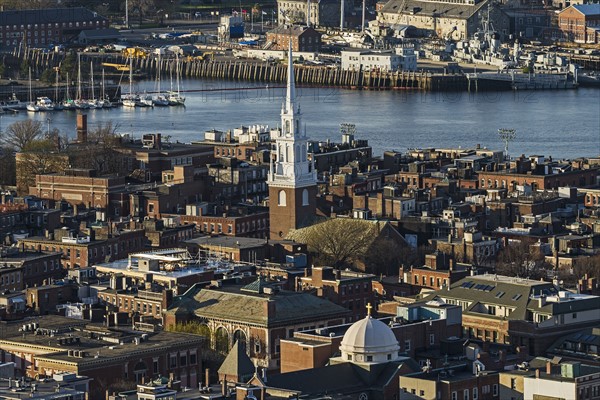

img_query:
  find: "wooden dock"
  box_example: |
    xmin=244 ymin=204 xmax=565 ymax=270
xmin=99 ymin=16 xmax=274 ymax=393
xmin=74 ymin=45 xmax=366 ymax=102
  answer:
xmin=6 ymin=49 xmax=473 ymax=92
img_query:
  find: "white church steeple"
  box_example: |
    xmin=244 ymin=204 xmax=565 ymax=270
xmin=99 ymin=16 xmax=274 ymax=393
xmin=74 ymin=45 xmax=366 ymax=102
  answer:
xmin=281 ymin=40 xmax=301 ymax=138
xmin=268 ymin=41 xmax=316 ymax=189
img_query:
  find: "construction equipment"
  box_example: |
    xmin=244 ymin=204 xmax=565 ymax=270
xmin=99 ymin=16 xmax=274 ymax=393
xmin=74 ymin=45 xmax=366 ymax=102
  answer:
xmin=102 ymin=63 xmax=131 ymax=72
xmin=122 ymin=47 xmax=148 ymax=59
xmin=186 ymin=52 xmax=214 ymax=62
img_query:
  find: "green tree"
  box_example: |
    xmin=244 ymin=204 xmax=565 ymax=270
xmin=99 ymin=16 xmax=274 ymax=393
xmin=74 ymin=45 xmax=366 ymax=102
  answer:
xmin=40 ymin=68 xmax=54 ymax=85
xmin=19 ymin=60 xmax=30 ymax=79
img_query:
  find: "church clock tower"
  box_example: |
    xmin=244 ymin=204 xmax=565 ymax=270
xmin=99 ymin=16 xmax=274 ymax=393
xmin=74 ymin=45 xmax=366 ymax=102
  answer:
xmin=268 ymin=41 xmax=317 ymax=240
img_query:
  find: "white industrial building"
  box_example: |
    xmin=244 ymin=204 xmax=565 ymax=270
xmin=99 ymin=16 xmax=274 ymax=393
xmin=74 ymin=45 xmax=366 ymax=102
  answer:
xmin=340 ymin=46 xmax=417 ymax=71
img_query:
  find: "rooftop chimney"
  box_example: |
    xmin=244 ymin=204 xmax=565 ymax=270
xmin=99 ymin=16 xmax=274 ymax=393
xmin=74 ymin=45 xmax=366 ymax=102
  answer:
xmin=76 ymin=114 xmax=88 ymax=143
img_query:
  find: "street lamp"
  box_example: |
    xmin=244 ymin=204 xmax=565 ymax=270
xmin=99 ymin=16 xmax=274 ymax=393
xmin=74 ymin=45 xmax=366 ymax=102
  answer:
xmin=498 ymin=128 xmax=516 ymax=161
xmin=46 ymin=117 xmax=51 ymax=137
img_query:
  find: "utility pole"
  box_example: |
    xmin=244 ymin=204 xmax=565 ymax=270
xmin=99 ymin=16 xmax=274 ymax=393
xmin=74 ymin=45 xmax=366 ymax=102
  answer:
xmin=125 ymin=0 xmax=129 ymax=29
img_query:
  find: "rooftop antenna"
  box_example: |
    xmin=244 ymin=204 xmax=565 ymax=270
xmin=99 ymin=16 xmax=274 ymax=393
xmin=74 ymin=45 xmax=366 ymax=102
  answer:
xmin=498 ymin=128 xmax=516 ymax=161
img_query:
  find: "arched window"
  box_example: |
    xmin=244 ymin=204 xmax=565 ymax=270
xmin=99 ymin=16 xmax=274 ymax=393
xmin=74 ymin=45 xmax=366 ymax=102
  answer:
xmin=278 ymin=190 xmax=287 ymax=206
xmin=215 ymin=327 xmax=230 ymax=354
xmin=302 ymin=189 xmax=309 ymax=206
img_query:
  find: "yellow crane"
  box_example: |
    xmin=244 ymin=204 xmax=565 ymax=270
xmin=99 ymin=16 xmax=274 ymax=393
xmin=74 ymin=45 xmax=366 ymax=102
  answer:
xmin=101 ymin=63 xmax=131 ymax=72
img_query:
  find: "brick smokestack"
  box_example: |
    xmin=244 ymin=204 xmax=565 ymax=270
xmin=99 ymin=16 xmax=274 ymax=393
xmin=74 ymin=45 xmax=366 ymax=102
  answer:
xmin=77 ymin=114 xmax=88 ymax=143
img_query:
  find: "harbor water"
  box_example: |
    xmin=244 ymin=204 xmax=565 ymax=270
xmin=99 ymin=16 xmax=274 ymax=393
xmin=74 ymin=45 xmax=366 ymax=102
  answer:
xmin=2 ymin=78 xmax=599 ymax=159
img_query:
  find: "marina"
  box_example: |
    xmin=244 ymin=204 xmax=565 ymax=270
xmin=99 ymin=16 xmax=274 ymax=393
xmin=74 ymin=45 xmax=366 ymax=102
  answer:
xmin=1 ymin=78 xmax=598 ymax=160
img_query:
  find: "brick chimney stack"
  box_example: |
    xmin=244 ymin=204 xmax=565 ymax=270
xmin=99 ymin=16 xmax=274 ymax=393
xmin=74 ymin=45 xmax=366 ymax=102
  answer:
xmin=76 ymin=114 xmax=88 ymax=143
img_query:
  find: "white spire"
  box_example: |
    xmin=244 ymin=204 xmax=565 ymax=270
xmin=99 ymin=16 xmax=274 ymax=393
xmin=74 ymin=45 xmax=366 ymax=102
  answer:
xmin=285 ymin=40 xmax=296 ymax=114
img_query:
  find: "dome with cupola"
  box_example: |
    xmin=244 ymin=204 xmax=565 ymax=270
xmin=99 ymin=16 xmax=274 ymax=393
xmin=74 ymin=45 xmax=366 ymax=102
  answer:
xmin=339 ymin=305 xmax=401 ymax=364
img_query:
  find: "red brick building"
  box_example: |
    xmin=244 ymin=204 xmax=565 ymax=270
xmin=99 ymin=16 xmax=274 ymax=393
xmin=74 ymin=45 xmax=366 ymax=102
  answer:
xmin=298 ymin=266 xmax=375 ymax=322
xmin=477 ymin=166 xmax=598 ymax=192
xmin=0 ymin=315 xmax=206 ymax=398
xmin=164 ymin=278 xmax=349 ymax=371
xmin=19 ymin=228 xmax=146 ymax=269
xmin=559 ymin=4 xmax=600 ymax=43
xmin=98 ymin=288 xmax=174 ymax=321
xmin=0 ymin=7 xmax=109 ymax=49
xmin=1 ymin=248 xmax=64 ymax=291
xmin=266 ymin=25 xmax=321 ymax=52
xmin=30 ymin=169 xmax=130 ymax=219
xmin=280 ymin=301 xmax=462 ymax=373
xmin=26 ymin=282 xmax=78 ymax=314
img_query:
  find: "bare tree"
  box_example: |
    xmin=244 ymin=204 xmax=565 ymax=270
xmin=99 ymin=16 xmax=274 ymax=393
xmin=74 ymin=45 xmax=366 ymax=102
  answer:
xmin=495 ymin=239 xmax=550 ymax=279
xmin=69 ymin=122 xmax=127 ymax=174
xmin=16 ymin=139 xmax=69 ymax=195
xmin=1 ymin=120 xmax=43 ymax=151
xmin=0 ymin=147 xmax=16 ymax=186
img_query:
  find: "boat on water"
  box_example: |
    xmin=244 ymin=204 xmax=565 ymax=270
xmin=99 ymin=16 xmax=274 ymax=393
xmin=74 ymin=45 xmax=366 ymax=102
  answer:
xmin=122 ymin=57 xmax=151 ymax=108
xmin=139 ymin=92 xmax=154 ymax=107
xmin=35 ymin=96 xmax=55 ymax=111
xmin=1 ymin=93 xmax=27 ymax=111
xmin=100 ymin=69 xmax=113 ymax=108
xmin=26 ymin=68 xmax=39 ymax=112
xmin=152 ymin=54 xmax=170 ymax=106
xmin=167 ymin=54 xmax=186 ymax=106
xmin=53 ymin=69 xmax=64 ymax=111
xmin=61 ymin=72 xmax=77 ymax=110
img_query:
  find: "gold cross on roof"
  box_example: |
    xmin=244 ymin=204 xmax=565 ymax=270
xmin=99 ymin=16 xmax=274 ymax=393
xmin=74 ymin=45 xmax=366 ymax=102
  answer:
xmin=366 ymin=302 xmax=373 ymax=317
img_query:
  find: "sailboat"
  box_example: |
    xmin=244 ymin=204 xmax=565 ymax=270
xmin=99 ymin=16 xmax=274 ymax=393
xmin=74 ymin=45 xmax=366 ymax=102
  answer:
xmin=167 ymin=54 xmax=185 ymax=106
xmin=152 ymin=54 xmax=169 ymax=106
xmin=62 ymin=72 xmax=77 ymax=110
xmin=122 ymin=57 xmax=137 ymax=108
xmin=87 ymin=62 xmax=103 ymax=109
xmin=100 ymin=69 xmax=113 ymax=108
xmin=26 ymin=68 xmax=39 ymax=112
xmin=53 ymin=68 xmax=64 ymax=111
xmin=74 ymin=54 xmax=89 ymax=109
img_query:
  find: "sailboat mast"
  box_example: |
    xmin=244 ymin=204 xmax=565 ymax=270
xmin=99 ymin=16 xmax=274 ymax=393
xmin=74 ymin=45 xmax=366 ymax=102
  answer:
xmin=55 ymin=68 xmax=59 ymax=101
xmin=129 ymin=57 xmax=133 ymax=96
xmin=157 ymin=53 xmax=161 ymax=94
xmin=77 ymin=53 xmax=82 ymax=101
xmin=176 ymin=53 xmax=181 ymax=96
xmin=90 ymin=61 xmax=95 ymax=100
xmin=29 ymin=67 xmax=32 ymax=103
